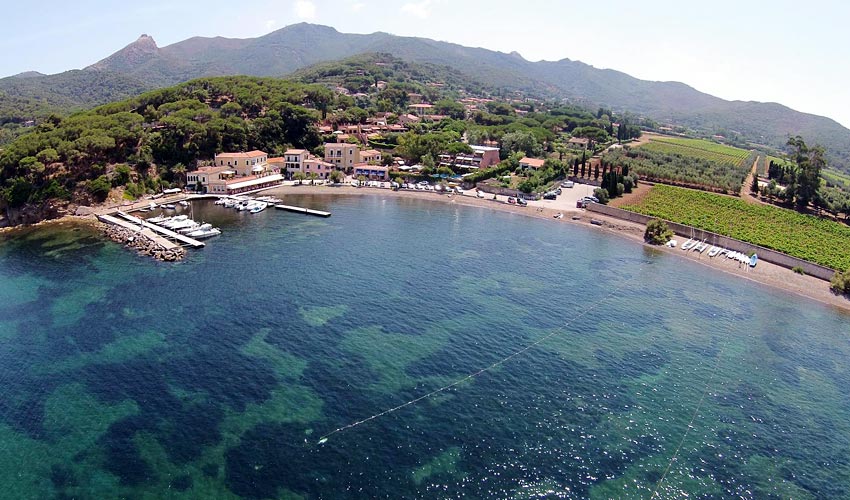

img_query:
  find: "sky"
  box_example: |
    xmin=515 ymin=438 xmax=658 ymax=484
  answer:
xmin=2 ymin=0 xmax=849 ymax=128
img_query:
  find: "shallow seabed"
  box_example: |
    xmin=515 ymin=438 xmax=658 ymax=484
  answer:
xmin=1 ymin=195 xmax=848 ymax=499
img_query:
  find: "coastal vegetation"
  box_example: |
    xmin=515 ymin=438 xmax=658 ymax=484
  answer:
xmin=831 ymin=269 xmax=850 ymax=295
xmin=622 ymin=184 xmax=850 ymax=271
xmin=644 ymin=218 xmax=673 ymax=245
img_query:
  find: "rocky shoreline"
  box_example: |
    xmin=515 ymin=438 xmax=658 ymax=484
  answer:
xmin=101 ymin=223 xmax=185 ymax=262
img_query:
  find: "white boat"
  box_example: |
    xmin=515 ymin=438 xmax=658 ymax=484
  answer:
xmin=666 ymin=239 xmax=678 ymax=248
xmin=147 ymin=215 xmax=170 ymax=224
xmin=681 ymin=238 xmax=696 ymax=250
xmin=727 ymin=251 xmax=739 ymax=260
xmin=214 ymin=198 xmax=226 ymax=205
xmin=694 ymin=242 xmax=708 ymax=253
xmin=178 ymin=200 xmax=190 ymax=207
xmin=161 ymin=204 xmax=176 ymax=210
xmin=167 ymin=219 xmax=199 ymax=231
xmin=159 ymin=215 xmax=189 ymax=228
xmin=178 ymin=222 xmax=202 ymax=234
xmin=708 ymin=246 xmax=722 ymax=257
xmin=249 ymin=202 xmax=267 ymax=214
xmin=148 ymin=202 xmax=157 ymax=210
xmin=187 ymin=224 xmax=221 ymax=239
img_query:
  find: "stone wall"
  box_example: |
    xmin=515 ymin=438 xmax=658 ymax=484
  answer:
xmin=586 ymin=203 xmax=836 ymax=280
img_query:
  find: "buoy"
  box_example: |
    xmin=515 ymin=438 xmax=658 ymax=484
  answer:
xmin=317 ymin=437 xmax=328 ymax=445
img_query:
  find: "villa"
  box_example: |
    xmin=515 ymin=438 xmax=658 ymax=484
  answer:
xmin=187 ymin=150 xmax=283 ymax=194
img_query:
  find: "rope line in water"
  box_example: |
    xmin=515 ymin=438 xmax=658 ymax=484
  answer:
xmin=317 ymin=268 xmax=642 ymax=444
xmin=649 ymin=331 xmax=727 ymax=498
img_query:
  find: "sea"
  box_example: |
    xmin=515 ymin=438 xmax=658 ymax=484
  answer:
xmin=1 ymin=194 xmax=849 ymax=499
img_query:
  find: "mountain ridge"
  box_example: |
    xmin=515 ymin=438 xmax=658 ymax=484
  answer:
xmin=4 ymin=22 xmax=850 ymax=169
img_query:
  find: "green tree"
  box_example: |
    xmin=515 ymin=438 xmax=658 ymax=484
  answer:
xmin=294 ymin=172 xmax=306 ymax=185
xmin=171 ymin=163 xmax=187 ymax=187
xmin=329 ymin=170 xmax=344 ymax=184
xmin=500 ymin=131 xmax=542 ymax=159
xmin=644 ymin=218 xmax=673 ymax=245
xmin=593 ymin=187 xmax=609 ymax=204
xmin=787 ymin=136 xmax=825 ymax=209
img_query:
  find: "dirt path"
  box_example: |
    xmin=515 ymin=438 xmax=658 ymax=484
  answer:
xmin=740 ymin=154 xmax=762 ymax=203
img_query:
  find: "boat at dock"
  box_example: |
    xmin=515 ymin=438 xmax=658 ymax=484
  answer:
xmin=178 ymin=200 xmax=190 ymax=207
xmin=249 ymin=201 xmax=267 ymax=213
xmin=186 ymin=224 xmax=221 ymax=239
xmin=161 ymin=204 xmax=176 ymax=210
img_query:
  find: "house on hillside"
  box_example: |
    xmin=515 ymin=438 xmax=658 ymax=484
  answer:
xmin=568 ymin=137 xmax=590 ymax=150
xmin=408 ymin=103 xmax=434 ymax=116
xmin=519 ymin=157 xmax=546 ymax=170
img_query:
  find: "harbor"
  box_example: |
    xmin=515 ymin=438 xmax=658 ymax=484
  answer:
xmin=94 ymin=191 xmax=332 ymax=260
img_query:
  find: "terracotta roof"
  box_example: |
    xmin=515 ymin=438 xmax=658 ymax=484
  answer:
xmin=216 ymin=150 xmax=267 ymax=158
xmin=267 ymin=157 xmax=285 ymax=162
xmin=520 ymin=157 xmax=546 ymax=168
xmin=284 ymin=149 xmax=308 ymax=155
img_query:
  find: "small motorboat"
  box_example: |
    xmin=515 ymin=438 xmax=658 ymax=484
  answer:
xmin=187 ymin=224 xmax=221 ymax=239
xmin=178 ymin=200 xmax=189 ymax=207
xmin=161 ymin=204 xmax=176 ymax=210
xmin=553 ymin=212 xmax=564 ymax=219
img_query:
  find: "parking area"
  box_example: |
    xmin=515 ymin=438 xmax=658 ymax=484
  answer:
xmin=529 ymin=181 xmax=598 ymax=211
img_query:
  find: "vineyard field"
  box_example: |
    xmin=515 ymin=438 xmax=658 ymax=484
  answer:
xmin=622 ymin=184 xmax=850 ymax=271
xmin=640 ymin=137 xmax=751 ymax=167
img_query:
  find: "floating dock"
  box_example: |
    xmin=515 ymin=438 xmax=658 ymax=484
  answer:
xmin=274 ymin=204 xmax=331 ymax=217
xmin=97 ymin=214 xmax=180 ymax=251
xmin=113 ymin=211 xmax=205 ymax=248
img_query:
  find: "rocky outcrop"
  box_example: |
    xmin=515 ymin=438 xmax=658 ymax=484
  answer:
xmin=5 ymin=201 xmax=72 ymax=226
xmin=101 ymin=223 xmax=185 ymax=262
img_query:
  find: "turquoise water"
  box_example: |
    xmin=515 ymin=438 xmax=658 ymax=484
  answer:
xmin=1 ymin=194 xmax=849 ymax=499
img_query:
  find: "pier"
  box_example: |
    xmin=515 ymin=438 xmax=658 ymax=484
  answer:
xmin=274 ymin=204 xmax=332 ymax=217
xmin=113 ymin=211 xmax=206 ymax=248
xmin=97 ymin=214 xmax=180 ymax=250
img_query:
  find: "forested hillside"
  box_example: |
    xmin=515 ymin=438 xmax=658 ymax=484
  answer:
xmin=0 ymin=77 xmax=330 ymax=213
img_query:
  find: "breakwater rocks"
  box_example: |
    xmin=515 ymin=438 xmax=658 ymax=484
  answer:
xmin=102 ymin=224 xmax=185 ymax=262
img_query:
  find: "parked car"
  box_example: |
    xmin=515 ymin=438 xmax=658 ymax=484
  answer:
xmin=507 ymin=196 xmax=517 ymax=204
xmin=476 ymin=190 xmax=485 ymax=198
xmin=516 ymin=197 xmax=528 ymax=206
xmin=562 ymin=181 xmax=574 ymax=188
xmin=555 ymin=188 xmax=562 ymax=195
xmin=543 ymin=192 xmax=557 ymax=200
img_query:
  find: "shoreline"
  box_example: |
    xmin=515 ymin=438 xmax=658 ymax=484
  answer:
xmin=265 ymin=184 xmax=850 ymax=314
xmin=3 ymin=184 xmax=848 ymax=313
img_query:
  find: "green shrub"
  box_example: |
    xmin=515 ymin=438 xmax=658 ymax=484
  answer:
xmin=830 ymin=269 xmax=850 ymax=295
xmin=644 ymin=218 xmax=673 ymax=245
xmin=792 ymin=266 xmax=806 ymax=275
xmin=87 ymin=175 xmax=112 ymax=202
xmin=593 ymin=187 xmax=609 ymax=204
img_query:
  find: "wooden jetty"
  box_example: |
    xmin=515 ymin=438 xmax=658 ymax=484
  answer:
xmin=113 ymin=211 xmax=205 ymax=248
xmin=274 ymin=204 xmax=331 ymax=217
xmin=97 ymin=214 xmax=180 ymax=251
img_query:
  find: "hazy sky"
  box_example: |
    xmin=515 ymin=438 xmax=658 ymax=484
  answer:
xmin=3 ymin=0 xmax=848 ymax=127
